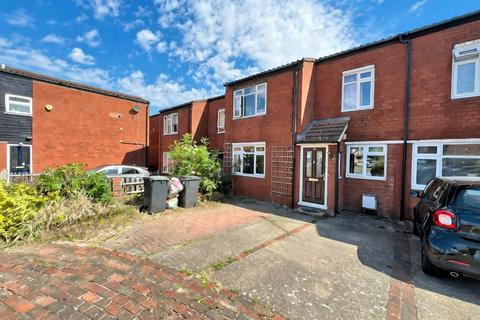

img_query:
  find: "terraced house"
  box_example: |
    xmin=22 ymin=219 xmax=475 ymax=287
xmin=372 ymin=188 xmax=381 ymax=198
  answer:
xmin=0 ymin=66 xmax=149 ymax=180
xmin=154 ymin=10 xmax=480 ymax=220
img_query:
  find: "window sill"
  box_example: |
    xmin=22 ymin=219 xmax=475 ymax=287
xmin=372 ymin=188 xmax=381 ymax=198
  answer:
xmin=345 ymin=174 xmax=386 ymax=181
xmin=4 ymin=111 xmax=32 ymax=117
xmin=163 ymin=132 xmax=178 ymax=136
xmin=451 ymin=93 xmax=480 ymax=100
xmin=341 ymin=106 xmax=374 ymax=113
xmin=233 ymin=113 xmax=266 ymax=120
xmin=217 ymin=131 xmax=225 ymax=135
xmin=233 ymin=172 xmax=265 ymax=179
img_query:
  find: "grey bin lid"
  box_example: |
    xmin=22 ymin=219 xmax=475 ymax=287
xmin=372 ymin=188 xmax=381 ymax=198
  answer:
xmin=143 ymin=176 xmax=170 ymax=181
xmin=180 ymin=175 xmax=201 ymax=181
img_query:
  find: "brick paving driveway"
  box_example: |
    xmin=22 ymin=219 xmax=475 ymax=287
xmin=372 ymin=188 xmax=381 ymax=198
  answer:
xmin=0 ymin=244 xmax=282 ymax=319
xmin=1 ymin=201 xmax=479 ymax=319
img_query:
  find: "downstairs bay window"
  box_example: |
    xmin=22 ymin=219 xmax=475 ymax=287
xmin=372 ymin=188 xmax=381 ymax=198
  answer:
xmin=412 ymin=142 xmax=480 ymax=190
xmin=232 ymin=142 xmax=265 ymax=178
xmin=346 ymin=144 xmax=386 ymax=180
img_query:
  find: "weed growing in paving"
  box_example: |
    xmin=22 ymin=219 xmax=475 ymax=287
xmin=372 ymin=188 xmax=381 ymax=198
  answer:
xmin=178 ymin=268 xmax=195 ymax=276
xmin=211 ymin=257 xmax=236 ymax=271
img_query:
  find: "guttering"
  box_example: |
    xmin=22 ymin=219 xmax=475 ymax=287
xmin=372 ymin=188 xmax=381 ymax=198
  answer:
xmin=399 ymin=35 xmax=412 ymax=221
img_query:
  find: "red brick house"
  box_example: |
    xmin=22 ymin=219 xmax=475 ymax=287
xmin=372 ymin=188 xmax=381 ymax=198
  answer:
xmin=0 ymin=66 xmax=149 ymax=178
xmin=148 ymin=96 xmax=225 ymax=173
xmin=149 ymin=11 xmax=480 ymax=220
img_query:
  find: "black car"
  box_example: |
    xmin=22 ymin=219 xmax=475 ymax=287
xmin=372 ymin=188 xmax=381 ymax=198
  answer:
xmin=411 ymin=177 xmax=480 ymax=279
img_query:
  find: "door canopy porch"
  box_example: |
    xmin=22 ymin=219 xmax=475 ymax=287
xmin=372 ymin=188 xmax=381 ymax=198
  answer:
xmin=296 ymin=117 xmax=350 ymax=144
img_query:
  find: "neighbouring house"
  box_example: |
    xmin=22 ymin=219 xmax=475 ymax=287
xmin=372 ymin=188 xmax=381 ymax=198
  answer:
xmin=148 ymin=95 xmax=225 ymax=173
xmin=150 ymin=10 xmax=480 ymax=220
xmin=0 ymin=66 xmax=149 ymax=180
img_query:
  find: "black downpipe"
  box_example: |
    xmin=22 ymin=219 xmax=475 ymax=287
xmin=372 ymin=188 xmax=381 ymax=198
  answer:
xmin=291 ymin=64 xmax=300 ymax=209
xmin=335 ymin=142 xmax=340 ymax=215
xmin=399 ymin=36 xmax=412 ymax=221
xmin=145 ymin=103 xmax=149 ymax=167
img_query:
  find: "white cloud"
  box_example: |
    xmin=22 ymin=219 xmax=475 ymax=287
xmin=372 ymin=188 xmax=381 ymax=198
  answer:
xmin=41 ymin=34 xmax=65 ymax=45
xmin=75 ymin=13 xmax=89 ymax=23
xmin=116 ymin=70 xmax=209 ymax=112
xmin=409 ymin=0 xmax=427 ymax=12
xmin=5 ymin=9 xmax=34 ymax=27
xmin=155 ymin=0 xmax=356 ymax=86
xmin=90 ymin=0 xmax=122 ymax=19
xmin=76 ymin=29 xmax=101 ymax=47
xmin=69 ymin=48 xmax=95 ymax=65
xmin=136 ymin=29 xmax=160 ymax=52
xmin=134 ymin=6 xmax=152 ymax=18
xmin=123 ymin=19 xmax=144 ymax=32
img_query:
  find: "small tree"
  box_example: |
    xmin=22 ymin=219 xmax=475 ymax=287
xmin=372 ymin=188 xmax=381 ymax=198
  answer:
xmin=169 ymin=134 xmax=221 ymax=197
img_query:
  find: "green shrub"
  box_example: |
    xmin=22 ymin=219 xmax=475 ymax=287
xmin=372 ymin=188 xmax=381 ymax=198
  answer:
xmin=36 ymin=163 xmax=112 ymax=203
xmin=169 ymin=134 xmax=222 ymax=197
xmin=0 ymin=181 xmax=47 ymax=243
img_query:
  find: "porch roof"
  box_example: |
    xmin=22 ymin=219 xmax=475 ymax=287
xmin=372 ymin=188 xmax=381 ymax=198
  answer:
xmin=296 ymin=117 xmax=349 ymax=144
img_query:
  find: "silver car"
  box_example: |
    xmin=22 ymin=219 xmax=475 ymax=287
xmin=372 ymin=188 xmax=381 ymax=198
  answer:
xmin=90 ymin=165 xmax=150 ymax=178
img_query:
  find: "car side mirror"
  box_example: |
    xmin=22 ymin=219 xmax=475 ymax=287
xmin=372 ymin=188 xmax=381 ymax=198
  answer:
xmin=410 ymin=190 xmax=422 ymax=198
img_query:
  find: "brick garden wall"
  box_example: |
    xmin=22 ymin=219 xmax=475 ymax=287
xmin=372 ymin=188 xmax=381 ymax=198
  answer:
xmin=32 ymin=81 xmax=148 ymax=173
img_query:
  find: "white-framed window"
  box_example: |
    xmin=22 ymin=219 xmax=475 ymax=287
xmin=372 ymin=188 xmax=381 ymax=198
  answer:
xmin=217 ymin=108 xmax=225 ymax=133
xmin=162 ymin=152 xmax=174 ymax=173
xmin=341 ymin=65 xmax=375 ymax=112
xmin=5 ymin=94 xmax=32 ymax=116
xmin=412 ymin=142 xmax=480 ymax=190
xmin=232 ymin=142 xmax=265 ymax=178
xmin=233 ymin=83 xmax=266 ymax=119
xmin=452 ymin=41 xmax=480 ymax=99
xmin=346 ymin=144 xmax=386 ymax=180
xmin=163 ymin=113 xmax=178 ymax=135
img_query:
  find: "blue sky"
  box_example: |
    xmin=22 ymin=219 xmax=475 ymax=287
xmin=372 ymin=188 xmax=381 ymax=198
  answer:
xmin=0 ymin=0 xmax=479 ymax=114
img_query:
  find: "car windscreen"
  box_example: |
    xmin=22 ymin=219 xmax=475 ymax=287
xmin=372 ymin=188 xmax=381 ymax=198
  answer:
xmin=452 ymin=187 xmax=480 ymax=211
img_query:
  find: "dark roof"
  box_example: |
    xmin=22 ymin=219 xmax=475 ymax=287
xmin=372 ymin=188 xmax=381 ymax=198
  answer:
xmin=296 ymin=117 xmax=349 ymax=144
xmin=0 ymin=66 xmax=149 ymax=104
xmin=224 ymin=59 xmax=306 ymax=87
xmin=154 ymin=95 xmax=226 ymax=116
xmin=316 ymin=10 xmax=480 ymax=64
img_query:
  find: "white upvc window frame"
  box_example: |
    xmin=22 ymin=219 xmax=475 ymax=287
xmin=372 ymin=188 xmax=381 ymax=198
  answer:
xmin=232 ymin=142 xmax=266 ymax=178
xmin=411 ymin=141 xmax=480 ymax=190
xmin=233 ymin=83 xmax=267 ymax=119
xmin=217 ymin=108 xmax=225 ymax=134
xmin=346 ymin=143 xmax=387 ymax=180
xmin=162 ymin=152 xmax=174 ymax=173
xmin=341 ymin=65 xmax=375 ymax=112
xmin=451 ymin=40 xmax=480 ymax=99
xmin=163 ymin=113 xmax=178 ymax=135
xmin=5 ymin=94 xmax=32 ymax=116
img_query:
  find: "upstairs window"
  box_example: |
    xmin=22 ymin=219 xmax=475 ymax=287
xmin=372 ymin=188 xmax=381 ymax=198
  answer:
xmin=163 ymin=113 xmax=178 ymax=135
xmin=5 ymin=94 xmax=32 ymax=116
xmin=452 ymin=41 xmax=480 ymax=99
xmin=217 ymin=108 xmax=225 ymax=133
xmin=342 ymin=66 xmax=375 ymax=112
xmin=233 ymin=83 xmax=266 ymax=119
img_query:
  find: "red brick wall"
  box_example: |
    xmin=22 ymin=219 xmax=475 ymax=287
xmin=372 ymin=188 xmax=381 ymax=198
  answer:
xmin=191 ymin=101 xmax=208 ymax=142
xmin=158 ymin=107 xmax=190 ymax=171
xmin=225 ymin=70 xmax=295 ymax=205
xmin=0 ymin=142 xmax=6 ymax=173
xmin=32 ymin=81 xmax=148 ymax=173
xmin=408 ymin=19 xmax=480 ymax=140
xmin=298 ymin=60 xmax=316 ymax=132
xmin=207 ymin=98 xmax=225 ymax=152
xmin=148 ymin=115 xmax=161 ymax=170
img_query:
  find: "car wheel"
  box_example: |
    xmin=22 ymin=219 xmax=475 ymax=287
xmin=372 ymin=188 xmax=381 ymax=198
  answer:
xmin=421 ymin=238 xmax=443 ymax=277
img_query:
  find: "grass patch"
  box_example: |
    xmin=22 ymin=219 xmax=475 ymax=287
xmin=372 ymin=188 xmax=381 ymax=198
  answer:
xmin=197 ymin=271 xmax=209 ymax=288
xmin=211 ymin=256 xmax=236 ymax=271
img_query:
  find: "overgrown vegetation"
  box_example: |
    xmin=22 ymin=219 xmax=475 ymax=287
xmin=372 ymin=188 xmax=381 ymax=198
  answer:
xmin=0 ymin=163 xmax=132 ymax=246
xmin=169 ymin=134 xmax=222 ymax=197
